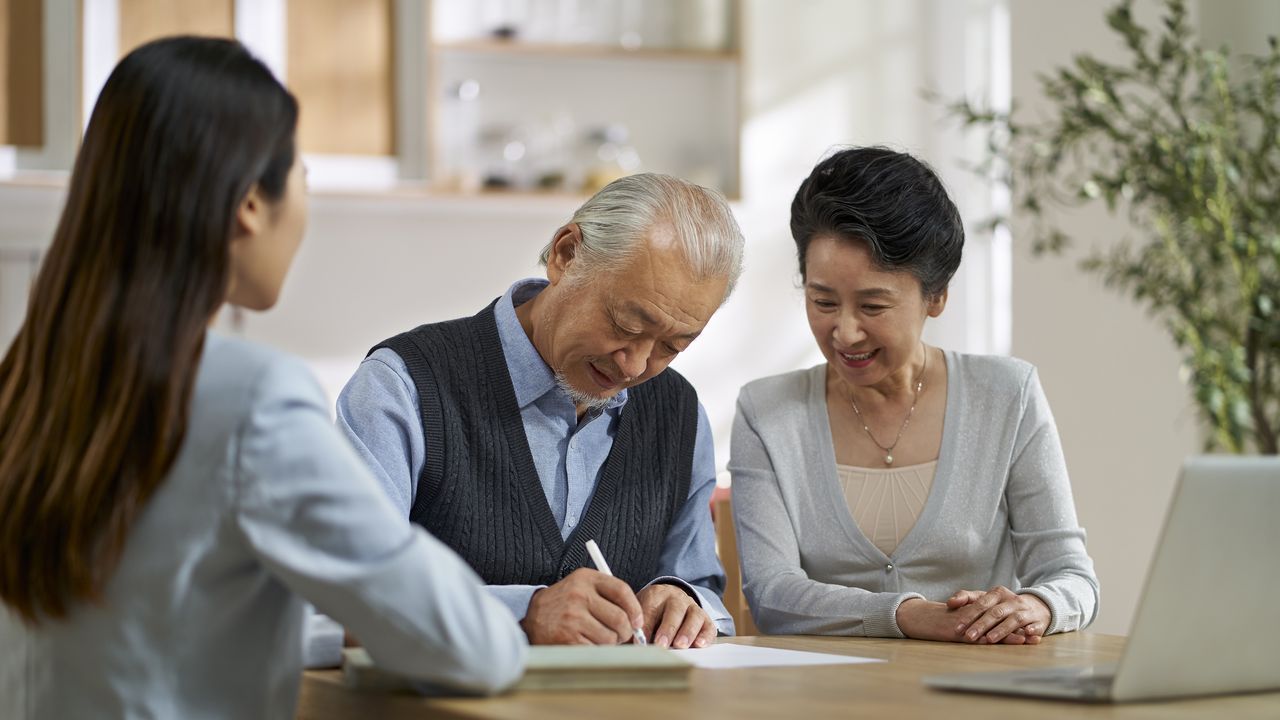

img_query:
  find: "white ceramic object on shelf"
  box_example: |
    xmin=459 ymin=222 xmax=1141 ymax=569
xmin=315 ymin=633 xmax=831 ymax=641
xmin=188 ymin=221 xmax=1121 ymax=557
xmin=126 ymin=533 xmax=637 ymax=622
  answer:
xmin=675 ymin=0 xmax=730 ymax=51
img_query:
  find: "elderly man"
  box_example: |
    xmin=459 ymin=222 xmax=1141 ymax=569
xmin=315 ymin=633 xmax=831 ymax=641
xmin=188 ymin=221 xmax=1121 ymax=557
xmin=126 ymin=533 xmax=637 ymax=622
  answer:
xmin=337 ymin=173 xmax=743 ymax=648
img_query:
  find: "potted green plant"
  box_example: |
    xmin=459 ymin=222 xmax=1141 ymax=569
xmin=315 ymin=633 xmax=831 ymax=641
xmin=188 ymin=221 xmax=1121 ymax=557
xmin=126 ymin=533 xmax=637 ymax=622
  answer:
xmin=950 ymin=0 xmax=1279 ymax=454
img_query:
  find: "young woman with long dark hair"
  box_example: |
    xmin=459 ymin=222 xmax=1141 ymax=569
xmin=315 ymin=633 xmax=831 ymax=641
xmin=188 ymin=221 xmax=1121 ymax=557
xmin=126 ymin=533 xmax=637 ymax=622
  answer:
xmin=0 ymin=37 xmax=525 ymax=718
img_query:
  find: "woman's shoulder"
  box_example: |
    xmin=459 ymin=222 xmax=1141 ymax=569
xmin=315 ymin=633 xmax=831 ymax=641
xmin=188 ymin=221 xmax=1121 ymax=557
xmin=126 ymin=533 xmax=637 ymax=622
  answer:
xmin=203 ymin=330 xmax=304 ymax=372
xmin=946 ymin=350 xmax=1037 ymax=394
xmin=737 ymin=364 xmax=824 ymax=416
xmin=196 ymin=332 xmax=327 ymax=418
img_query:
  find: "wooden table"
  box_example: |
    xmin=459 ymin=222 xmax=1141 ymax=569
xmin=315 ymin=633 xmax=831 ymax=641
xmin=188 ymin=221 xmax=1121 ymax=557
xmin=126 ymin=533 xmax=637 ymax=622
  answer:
xmin=296 ymin=634 xmax=1280 ymax=719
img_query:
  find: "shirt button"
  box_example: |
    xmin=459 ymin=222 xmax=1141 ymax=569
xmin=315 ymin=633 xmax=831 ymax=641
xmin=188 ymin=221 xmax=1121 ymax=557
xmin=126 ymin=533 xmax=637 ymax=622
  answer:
xmin=885 ymin=563 xmax=894 ymax=571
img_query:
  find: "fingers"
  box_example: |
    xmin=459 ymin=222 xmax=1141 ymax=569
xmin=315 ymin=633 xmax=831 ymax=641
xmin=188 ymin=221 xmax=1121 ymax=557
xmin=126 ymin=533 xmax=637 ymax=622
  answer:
xmin=964 ymin=601 xmax=1017 ymax=643
xmin=953 ymin=586 xmax=1015 ymax=637
xmin=586 ymin=590 xmax=638 ymax=644
xmin=652 ymin=600 xmax=690 ymax=648
xmin=964 ymin=594 xmax=1049 ymax=646
xmin=694 ymin=614 xmax=717 ymax=648
xmin=639 ymin=591 xmax=665 ymax=642
xmin=979 ymin=609 xmax=1034 ymax=644
xmin=592 ymin=573 xmax=645 ymax=631
xmin=671 ymin=607 xmax=710 ymax=649
xmin=946 ymin=589 xmax=985 ymax=609
xmin=523 ymin=570 xmax=646 ymax=645
xmin=1020 ymin=621 xmax=1047 ymax=639
xmin=998 ymin=630 xmax=1027 ymax=645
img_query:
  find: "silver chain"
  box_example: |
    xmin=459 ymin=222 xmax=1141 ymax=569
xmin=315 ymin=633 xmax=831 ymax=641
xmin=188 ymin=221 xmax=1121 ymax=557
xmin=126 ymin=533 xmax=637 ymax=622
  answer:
xmin=848 ymin=346 xmax=927 ymax=466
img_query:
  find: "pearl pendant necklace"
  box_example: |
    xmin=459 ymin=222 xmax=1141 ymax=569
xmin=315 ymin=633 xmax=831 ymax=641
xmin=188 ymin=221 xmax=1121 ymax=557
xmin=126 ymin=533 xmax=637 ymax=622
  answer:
xmin=848 ymin=347 xmax=927 ymax=467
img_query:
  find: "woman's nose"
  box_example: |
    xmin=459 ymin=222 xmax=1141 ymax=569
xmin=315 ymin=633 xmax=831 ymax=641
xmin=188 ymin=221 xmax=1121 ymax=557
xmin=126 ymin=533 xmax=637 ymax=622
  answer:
xmin=833 ymin=313 xmax=865 ymax=346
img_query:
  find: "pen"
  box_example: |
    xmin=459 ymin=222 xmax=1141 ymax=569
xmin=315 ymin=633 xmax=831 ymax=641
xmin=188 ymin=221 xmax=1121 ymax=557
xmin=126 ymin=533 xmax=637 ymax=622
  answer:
xmin=585 ymin=539 xmax=648 ymax=646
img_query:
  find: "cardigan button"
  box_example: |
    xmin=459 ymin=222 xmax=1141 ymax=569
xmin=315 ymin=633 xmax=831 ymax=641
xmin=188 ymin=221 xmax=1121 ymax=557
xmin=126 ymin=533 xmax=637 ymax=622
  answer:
xmin=885 ymin=563 xmax=894 ymax=571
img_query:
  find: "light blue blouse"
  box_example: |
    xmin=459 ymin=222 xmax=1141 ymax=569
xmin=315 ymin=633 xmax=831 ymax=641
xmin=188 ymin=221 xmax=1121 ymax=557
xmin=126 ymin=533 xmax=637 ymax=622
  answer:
xmin=0 ymin=332 xmax=527 ymax=720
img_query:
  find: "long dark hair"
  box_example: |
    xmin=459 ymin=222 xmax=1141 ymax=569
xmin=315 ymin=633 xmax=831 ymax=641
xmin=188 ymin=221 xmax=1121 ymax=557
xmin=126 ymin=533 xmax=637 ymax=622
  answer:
xmin=0 ymin=37 xmax=298 ymax=623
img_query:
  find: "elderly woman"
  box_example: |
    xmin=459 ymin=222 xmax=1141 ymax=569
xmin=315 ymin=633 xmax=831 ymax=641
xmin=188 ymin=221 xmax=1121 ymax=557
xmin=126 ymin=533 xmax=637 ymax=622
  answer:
xmin=730 ymin=147 xmax=1098 ymax=644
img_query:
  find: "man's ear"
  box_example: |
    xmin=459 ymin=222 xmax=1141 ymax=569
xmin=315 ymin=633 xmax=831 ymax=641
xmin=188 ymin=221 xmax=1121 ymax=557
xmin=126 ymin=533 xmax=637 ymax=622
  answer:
xmin=927 ymin=287 xmax=949 ymax=318
xmin=234 ymin=184 xmax=266 ymax=240
xmin=545 ymin=223 xmax=583 ymax=286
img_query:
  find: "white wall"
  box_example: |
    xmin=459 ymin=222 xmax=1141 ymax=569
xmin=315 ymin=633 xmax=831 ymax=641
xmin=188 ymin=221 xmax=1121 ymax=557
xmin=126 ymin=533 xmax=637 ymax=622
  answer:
xmin=1200 ymin=0 xmax=1280 ymax=56
xmin=0 ymin=183 xmax=64 ymax=350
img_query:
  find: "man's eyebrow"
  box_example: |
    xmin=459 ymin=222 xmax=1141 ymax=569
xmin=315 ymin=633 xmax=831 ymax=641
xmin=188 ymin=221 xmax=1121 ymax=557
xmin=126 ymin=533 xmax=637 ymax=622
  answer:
xmin=622 ymin=303 xmax=661 ymax=328
xmin=622 ymin=302 xmax=701 ymax=341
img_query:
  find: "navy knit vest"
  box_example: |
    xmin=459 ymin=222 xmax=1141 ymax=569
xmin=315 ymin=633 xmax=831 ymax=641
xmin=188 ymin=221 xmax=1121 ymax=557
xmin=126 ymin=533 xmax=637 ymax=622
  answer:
xmin=371 ymin=300 xmax=698 ymax=591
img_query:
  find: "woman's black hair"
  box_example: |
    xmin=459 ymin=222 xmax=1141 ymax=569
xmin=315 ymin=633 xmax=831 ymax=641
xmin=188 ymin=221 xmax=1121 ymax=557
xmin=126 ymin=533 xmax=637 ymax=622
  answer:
xmin=789 ymin=146 xmax=964 ymax=298
xmin=0 ymin=36 xmax=298 ymax=623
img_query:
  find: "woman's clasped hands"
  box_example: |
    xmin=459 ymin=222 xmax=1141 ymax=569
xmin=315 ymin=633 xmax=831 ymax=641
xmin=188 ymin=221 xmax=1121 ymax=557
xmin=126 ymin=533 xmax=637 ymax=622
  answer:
xmin=896 ymin=585 xmax=1051 ymax=645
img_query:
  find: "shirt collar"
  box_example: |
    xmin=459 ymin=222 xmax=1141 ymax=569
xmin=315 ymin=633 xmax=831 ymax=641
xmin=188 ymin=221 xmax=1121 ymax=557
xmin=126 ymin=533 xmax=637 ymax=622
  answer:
xmin=493 ymin=278 xmax=629 ymax=412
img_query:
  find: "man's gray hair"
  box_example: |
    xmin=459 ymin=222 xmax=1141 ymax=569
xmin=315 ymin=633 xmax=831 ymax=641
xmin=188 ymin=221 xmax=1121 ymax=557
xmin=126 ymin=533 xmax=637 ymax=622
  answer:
xmin=538 ymin=173 xmax=745 ymax=297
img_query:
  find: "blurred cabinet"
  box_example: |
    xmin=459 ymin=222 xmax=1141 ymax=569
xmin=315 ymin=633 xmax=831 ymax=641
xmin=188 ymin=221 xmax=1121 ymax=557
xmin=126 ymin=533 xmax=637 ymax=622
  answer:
xmin=1 ymin=0 xmax=44 ymax=148
xmin=287 ymin=0 xmax=395 ymax=157
xmin=117 ymin=0 xmax=233 ymax=57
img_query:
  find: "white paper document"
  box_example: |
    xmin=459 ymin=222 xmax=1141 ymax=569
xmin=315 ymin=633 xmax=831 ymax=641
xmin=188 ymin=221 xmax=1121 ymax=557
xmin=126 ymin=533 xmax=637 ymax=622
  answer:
xmin=672 ymin=643 xmax=884 ymax=670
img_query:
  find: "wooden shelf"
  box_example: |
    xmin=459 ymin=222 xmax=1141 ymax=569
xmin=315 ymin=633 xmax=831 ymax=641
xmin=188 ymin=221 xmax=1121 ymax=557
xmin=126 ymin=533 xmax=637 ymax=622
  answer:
xmin=433 ymin=38 xmax=738 ymax=64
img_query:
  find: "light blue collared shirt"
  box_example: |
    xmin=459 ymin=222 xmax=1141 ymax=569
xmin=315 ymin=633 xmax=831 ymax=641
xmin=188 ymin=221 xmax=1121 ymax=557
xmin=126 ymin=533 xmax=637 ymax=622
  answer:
xmin=337 ymin=279 xmax=733 ymax=634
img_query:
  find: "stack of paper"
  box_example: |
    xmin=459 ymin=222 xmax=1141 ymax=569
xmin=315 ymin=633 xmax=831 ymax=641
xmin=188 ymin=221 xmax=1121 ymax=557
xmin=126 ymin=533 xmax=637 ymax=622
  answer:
xmin=673 ymin=643 xmax=884 ymax=669
xmin=343 ymin=644 xmax=693 ymax=694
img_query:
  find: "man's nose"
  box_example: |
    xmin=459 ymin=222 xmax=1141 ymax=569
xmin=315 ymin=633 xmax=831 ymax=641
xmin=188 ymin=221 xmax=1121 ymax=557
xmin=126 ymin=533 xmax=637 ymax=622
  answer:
xmin=614 ymin=341 xmax=651 ymax=381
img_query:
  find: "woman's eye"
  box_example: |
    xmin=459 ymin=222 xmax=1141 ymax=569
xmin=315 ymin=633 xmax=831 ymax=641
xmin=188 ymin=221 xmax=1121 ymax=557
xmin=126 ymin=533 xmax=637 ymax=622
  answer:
xmin=862 ymin=305 xmax=889 ymax=313
xmin=811 ymin=298 xmax=837 ymax=309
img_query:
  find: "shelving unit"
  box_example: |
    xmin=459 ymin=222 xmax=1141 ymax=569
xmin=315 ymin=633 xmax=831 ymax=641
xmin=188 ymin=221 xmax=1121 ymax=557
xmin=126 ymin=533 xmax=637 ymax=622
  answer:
xmin=433 ymin=38 xmax=738 ymax=63
xmin=426 ymin=0 xmax=742 ymax=199
xmin=2 ymin=0 xmax=743 ymax=200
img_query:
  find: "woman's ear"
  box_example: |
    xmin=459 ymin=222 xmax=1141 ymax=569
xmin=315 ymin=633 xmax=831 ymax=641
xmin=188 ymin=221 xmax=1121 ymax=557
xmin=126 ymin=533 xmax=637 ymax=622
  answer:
xmin=234 ymin=184 xmax=266 ymax=240
xmin=545 ymin=223 xmax=583 ymax=286
xmin=927 ymin=287 xmax=949 ymax=317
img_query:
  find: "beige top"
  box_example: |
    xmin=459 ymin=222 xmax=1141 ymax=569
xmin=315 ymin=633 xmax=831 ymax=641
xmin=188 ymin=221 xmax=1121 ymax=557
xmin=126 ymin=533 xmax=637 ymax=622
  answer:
xmin=836 ymin=461 xmax=938 ymax=557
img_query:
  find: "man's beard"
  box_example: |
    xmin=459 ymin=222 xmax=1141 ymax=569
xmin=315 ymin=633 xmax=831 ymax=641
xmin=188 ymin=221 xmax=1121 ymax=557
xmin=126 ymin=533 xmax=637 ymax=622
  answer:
xmin=554 ymin=369 xmax=613 ymax=412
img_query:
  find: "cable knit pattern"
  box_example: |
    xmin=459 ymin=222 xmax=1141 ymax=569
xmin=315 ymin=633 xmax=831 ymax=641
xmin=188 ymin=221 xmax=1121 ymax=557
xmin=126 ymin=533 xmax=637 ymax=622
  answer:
xmin=373 ymin=301 xmax=698 ymax=591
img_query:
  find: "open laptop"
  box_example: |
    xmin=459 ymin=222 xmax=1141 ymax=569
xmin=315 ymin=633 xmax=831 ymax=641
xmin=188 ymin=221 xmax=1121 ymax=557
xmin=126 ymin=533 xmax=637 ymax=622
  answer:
xmin=924 ymin=455 xmax=1280 ymax=703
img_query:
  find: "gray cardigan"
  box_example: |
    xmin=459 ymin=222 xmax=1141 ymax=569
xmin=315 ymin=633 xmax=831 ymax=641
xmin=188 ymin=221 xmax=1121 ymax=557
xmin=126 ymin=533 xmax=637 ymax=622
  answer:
xmin=729 ymin=351 xmax=1099 ymax=638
